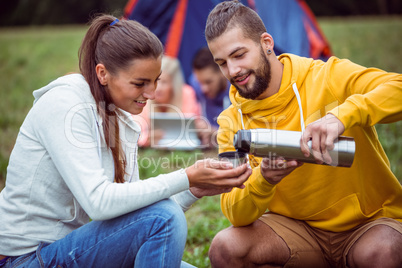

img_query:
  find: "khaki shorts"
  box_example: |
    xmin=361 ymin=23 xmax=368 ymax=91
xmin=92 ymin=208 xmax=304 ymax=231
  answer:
xmin=259 ymin=213 xmax=402 ymax=268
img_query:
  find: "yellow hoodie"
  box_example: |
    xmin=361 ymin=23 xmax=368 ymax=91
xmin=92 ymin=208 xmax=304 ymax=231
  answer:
xmin=217 ymin=54 xmax=402 ymax=232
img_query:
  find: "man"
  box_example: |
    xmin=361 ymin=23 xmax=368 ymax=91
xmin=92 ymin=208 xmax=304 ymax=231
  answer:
xmin=189 ymin=47 xmax=230 ymax=147
xmin=205 ymin=1 xmax=402 ymax=267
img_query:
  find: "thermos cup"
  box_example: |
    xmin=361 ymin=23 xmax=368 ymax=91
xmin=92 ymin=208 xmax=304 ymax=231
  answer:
xmin=233 ymin=129 xmax=355 ymax=167
xmin=218 ymin=151 xmax=248 ymax=168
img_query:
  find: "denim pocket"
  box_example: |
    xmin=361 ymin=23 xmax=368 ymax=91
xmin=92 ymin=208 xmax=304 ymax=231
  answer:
xmin=0 ymin=257 xmax=10 ymax=268
xmin=5 ymin=242 xmax=50 ymax=268
xmin=6 ymin=252 xmax=34 ymax=268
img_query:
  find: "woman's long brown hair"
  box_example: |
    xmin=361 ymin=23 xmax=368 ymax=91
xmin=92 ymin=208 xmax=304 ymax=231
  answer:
xmin=79 ymin=15 xmax=163 ymax=183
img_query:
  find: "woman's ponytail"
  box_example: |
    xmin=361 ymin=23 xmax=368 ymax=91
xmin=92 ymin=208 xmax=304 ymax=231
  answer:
xmin=79 ymin=15 xmax=163 ymax=183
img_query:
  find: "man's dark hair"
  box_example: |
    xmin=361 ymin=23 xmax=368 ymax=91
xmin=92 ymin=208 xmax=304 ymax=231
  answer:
xmin=192 ymin=47 xmax=219 ymax=71
xmin=205 ymin=0 xmax=266 ymax=43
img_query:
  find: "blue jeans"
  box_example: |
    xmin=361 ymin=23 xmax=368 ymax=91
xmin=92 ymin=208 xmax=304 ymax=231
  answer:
xmin=4 ymin=199 xmax=196 ymax=268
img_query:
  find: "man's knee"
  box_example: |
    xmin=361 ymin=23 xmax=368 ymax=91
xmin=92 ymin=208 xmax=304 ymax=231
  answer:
xmin=348 ymin=225 xmax=402 ymax=268
xmin=209 ymin=220 xmax=290 ymax=268
xmin=209 ymin=228 xmax=237 ymax=267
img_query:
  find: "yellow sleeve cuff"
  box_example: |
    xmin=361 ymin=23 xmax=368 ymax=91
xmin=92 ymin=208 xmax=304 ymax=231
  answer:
xmin=327 ymin=100 xmax=361 ymax=130
xmin=249 ymin=166 xmax=277 ymax=194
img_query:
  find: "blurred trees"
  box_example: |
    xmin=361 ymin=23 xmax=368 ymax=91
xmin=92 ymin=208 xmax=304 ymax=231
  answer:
xmin=0 ymin=0 xmax=127 ymax=26
xmin=306 ymin=0 xmax=402 ymax=16
xmin=0 ymin=0 xmax=401 ymax=27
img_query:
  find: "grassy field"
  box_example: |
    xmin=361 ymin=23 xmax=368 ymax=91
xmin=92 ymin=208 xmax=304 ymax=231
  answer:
xmin=0 ymin=17 xmax=401 ymax=267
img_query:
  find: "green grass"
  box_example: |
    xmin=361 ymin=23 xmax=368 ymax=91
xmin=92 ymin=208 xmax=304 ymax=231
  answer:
xmin=0 ymin=17 xmax=401 ymax=267
xmin=0 ymin=25 xmax=86 ymax=189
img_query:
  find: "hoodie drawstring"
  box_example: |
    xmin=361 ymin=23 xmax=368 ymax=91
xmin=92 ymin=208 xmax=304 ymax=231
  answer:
xmin=236 ymin=83 xmax=305 ymax=132
xmin=238 ymin=108 xmax=246 ymax=129
xmin=292 ymin=83 xmax=306 ymax=132
xmin=236 ymin=83 xmax=305 ymax=166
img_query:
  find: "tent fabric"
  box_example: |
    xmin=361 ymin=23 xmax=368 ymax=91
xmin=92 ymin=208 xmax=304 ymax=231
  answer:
xmin=123 ymin=0 xmax=331 ymax=82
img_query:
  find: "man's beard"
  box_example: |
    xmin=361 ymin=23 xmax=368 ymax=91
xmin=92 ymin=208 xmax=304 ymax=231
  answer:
xmin=231 ymin=48 xmax=271 ymax=100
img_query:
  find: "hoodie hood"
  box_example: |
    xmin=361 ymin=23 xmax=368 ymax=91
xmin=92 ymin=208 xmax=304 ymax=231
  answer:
xmin=33 ymin=73 xmax=90 ymax=104
xmin=229 ymin=54 xmax=314 ymax=116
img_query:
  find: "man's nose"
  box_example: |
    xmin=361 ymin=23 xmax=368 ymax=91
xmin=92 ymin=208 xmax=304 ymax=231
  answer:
xmin=228 ymin=61 xmax=241 ymax=78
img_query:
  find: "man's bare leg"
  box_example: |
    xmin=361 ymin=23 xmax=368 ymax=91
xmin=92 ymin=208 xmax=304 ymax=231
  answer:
xmin=347 ymin=225 xmax=402 ymax=268
xmin=208 ymin=220 xmax=290 ymax=268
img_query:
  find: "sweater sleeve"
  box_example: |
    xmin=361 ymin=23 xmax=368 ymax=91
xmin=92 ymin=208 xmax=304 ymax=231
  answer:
xmin=221 ymin=167 xmax=276 ymax=227
xmin=217 ymin=113 xmax=276 ymax=227
xmin=325 ymin=57 xmax=402 ymax=129
xmin=33 ymin=86 xmax=189 ymax=221
xmin=170 ymin=190 xmax=199 ymax=212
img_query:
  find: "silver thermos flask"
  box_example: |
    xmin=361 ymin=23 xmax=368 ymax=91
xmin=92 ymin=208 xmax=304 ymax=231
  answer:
xmin=233 ymin=129 xmax=356 ymax=167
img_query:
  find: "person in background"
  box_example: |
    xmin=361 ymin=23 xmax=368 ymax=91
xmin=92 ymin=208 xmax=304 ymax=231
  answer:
xmin=205 ymin=1 xmax=402 ymax=267
xmin=0 ymin=15 xmax=252 ymax=268
xmin=189 ymin=47 xmax=231 ymax=148
xmin=134 ymin=55 xmax=201 ymax=147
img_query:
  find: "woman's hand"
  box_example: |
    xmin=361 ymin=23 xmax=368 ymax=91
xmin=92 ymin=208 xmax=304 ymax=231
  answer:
xmin=185 ymin=159 xmax=252 ymax=191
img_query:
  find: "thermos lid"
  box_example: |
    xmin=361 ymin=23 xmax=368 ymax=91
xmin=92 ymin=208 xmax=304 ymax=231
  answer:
xmin=233 ymin=130 xmax=251 ymax=153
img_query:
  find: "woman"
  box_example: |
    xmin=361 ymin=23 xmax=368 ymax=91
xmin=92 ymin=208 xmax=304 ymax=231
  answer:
xmin=134 ymin=56 xmax=201 ymax=147
xmin=0 ymin=15 xmax=251 ymax=267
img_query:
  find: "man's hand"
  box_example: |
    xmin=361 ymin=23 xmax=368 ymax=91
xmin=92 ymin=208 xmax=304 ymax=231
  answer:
xmin=300 ymin=114 xmax=345 ymax=164
xmin=260 ymin=158 xmax=303 ymax=185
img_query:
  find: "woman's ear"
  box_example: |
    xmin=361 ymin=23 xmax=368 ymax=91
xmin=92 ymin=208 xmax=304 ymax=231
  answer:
xmin=260 ymin=32 xmax=274 ymax=52
xmin=96 ymin=63 xmax=108 ymax=86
